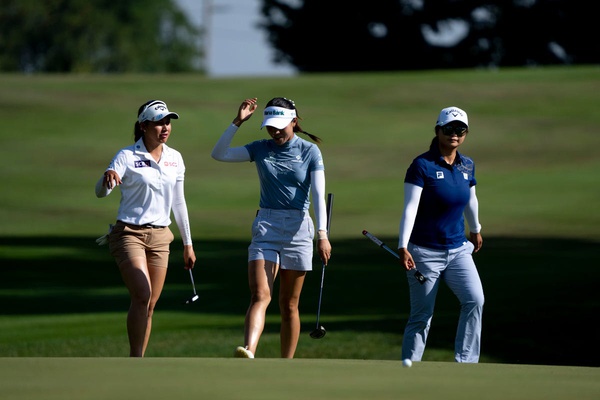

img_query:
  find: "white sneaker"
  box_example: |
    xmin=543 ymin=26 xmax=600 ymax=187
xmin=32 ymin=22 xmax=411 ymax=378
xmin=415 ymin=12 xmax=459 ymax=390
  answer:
xmin=234 ymin=346 xmax=254 ymax=358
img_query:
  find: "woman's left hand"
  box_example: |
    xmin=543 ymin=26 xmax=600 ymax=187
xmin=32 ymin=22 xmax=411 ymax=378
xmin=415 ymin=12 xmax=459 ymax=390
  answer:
xmin=183 ymin=245 xmax=196 ymax=269
xmin=317 ymin=238 xmax=332 ymax=265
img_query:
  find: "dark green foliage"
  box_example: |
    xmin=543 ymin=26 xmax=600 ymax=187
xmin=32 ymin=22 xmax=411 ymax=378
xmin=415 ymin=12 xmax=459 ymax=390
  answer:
xmin=0 ymin=0 xmax=203 ymax=72
xmin=260 ymin=0 xmax=600 ymax=72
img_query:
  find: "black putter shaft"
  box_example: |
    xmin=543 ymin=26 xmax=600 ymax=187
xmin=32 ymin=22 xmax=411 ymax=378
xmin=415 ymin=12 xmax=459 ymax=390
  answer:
xmin=362 ymin=230 xmax=427 ymax=284
xmin=310 ymin=193 xmax=334 ymax=339
xmin=189 ymin=268 xmax=197 ymax=295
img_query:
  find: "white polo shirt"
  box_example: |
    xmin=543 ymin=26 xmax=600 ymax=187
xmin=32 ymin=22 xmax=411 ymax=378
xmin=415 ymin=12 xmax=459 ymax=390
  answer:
xmin=106 ymin=138 xmax=185 ymax=227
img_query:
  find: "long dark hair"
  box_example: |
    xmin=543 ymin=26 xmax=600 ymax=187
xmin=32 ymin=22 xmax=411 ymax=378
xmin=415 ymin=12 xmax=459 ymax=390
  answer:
xmin=265 ymin=97 xmax=322 ymax=143
xmin=133 ymin=100 xmax=156 ymax=142
xmin=430 ymin=136 xmax=439 ymax=151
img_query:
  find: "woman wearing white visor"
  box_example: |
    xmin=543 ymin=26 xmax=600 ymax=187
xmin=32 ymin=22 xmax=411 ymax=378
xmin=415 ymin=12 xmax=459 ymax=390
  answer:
xmin=211 ymin=97 xmax=331 ymax=358
xmin=96 ymin=100 xmax=196 ymax=357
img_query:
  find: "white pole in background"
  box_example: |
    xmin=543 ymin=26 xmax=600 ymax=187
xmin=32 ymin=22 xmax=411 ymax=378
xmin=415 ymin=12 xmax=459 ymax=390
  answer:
xmin=201 ymin=0 xmax=213 ymax=73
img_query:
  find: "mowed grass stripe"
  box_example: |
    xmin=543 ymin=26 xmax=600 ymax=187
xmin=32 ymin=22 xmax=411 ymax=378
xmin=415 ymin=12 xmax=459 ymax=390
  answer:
xmin=0 ymin=358 xmax=598 ymax=400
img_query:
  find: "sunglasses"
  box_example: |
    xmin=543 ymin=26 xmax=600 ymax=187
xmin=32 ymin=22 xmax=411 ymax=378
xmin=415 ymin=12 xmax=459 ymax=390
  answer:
xmin=441 ymin=125 xmax=468 ymax=137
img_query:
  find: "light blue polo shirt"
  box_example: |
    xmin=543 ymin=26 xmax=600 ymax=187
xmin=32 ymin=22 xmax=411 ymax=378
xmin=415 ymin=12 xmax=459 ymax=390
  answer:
xmin=404 ymin=147 xmax=477 ymax=250
xmin=245 ymin=135 xmax=324 ymax=210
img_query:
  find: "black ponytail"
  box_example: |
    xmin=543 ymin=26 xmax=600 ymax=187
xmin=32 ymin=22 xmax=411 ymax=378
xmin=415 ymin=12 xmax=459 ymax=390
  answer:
xmin=133 ymin=100 xmax=156 ymax=142
xmin=429 ymin=136 xmax=439 ymax=151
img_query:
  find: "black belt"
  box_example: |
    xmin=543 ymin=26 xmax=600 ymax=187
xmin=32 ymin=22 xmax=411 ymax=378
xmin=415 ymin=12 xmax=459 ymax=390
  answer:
xmin=118 ymin=221 xmax=165 ymax=229
xmin=141 ymin=224 xmax=165 ymax=229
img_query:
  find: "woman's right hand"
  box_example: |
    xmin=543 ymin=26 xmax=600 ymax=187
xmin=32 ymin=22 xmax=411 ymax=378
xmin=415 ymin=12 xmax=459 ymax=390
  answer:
xmin=103 ymin=170 xmax=122 ymax=189
xmin=232 ymin=97 xmax=258 ymax=126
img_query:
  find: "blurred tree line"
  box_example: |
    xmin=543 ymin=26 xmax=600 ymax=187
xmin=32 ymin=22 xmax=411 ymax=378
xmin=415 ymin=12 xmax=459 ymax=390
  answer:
xmin=0 ymin=0 xmax=202 ymax=73
xmin=260 ymin=0 xmax=598 ymax=72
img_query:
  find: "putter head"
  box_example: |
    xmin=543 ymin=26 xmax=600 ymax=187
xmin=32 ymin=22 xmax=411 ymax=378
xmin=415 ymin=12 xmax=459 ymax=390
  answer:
xmin=185 ymin=294 xmax=199 ymax=304
xmin=414 ymin=270 xmax=427 ymax=285
xmin=310 ymin=326 xmax=326 ymax=339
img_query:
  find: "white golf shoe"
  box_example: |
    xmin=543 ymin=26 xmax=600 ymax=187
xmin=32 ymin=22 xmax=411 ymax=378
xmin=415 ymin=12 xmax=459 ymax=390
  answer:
xmin=234 ymin=346 xmax=254 ymax=358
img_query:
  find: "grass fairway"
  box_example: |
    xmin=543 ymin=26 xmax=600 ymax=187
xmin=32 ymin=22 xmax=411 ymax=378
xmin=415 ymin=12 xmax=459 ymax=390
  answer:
xmin=2 ymin=67 xmax=599 ymax=240
xmin=1 ymin=358 xmax=599 ymax=400
xmin=0 ymin=65 xmax=599 ymax=393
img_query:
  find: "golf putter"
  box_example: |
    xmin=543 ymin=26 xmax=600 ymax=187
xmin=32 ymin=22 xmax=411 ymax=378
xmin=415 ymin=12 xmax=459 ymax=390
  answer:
xmin=184 ymin=268 xmax=199 ymax=304
xmin=362 ymin=230 xmax=427 ymax=284
xmin=310 ymin=193 xmax=334 ymax=339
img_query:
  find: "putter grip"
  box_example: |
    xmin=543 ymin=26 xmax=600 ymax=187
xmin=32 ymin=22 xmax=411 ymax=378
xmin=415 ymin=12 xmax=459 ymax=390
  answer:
xmin=363 ymin=230 xmax=384 ymax=247
xmin=363 ymin=229 xmax=427 ymax=285
xmin=363 ymin=230 xmax=400 ymax=258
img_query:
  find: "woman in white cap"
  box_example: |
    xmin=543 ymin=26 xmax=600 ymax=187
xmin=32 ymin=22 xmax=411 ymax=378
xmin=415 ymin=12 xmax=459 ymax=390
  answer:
xmin=211 ymin=97 xmax=331 ymax=358
xmin=397 ymin=106 xmax=484 ymax=363
xmin=95 ymin=100 xmax=196 ymax=357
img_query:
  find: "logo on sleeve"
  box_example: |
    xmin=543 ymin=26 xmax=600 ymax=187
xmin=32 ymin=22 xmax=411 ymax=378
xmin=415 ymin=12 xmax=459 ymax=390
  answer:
xmin=134 ymin=160 xmax=151 ymax=168
xmin=463 ymin=172 xmax=469 ymax=180
xmin=436 ymin=171 xmax=444 ymax=179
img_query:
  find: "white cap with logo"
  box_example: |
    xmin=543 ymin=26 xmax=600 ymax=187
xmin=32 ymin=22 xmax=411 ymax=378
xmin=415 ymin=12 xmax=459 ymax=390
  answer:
xmin=436 ymin=106 xmax=468 ymax=128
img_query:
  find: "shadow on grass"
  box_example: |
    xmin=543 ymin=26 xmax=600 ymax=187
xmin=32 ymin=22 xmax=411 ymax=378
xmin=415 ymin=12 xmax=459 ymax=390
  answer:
xmin=1 ymin=235 xmax=598 ymax=367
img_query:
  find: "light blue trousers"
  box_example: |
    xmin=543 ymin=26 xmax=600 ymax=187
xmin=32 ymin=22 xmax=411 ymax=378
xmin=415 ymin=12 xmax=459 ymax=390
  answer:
xmin=401 ymin=241 xmax=484 ymax=363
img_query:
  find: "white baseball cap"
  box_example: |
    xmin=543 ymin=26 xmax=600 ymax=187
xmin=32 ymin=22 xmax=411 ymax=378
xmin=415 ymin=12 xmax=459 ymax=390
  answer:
xmin=260 ymin=106 xmax=297 ymax=129
xmin=138 ymin=100 xmax=179 ymax=123
xmin=436 ymin=106 xmax=468 ymax=127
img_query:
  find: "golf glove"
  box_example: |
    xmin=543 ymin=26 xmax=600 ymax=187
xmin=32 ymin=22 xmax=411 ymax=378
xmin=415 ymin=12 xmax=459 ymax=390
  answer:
xmin=95 ymin=224 xmax=114 ymax=246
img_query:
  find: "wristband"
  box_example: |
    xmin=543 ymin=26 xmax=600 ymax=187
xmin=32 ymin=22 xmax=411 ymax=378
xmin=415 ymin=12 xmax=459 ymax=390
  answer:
xmin=317 ymin=230 xmax=328 ymax=240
